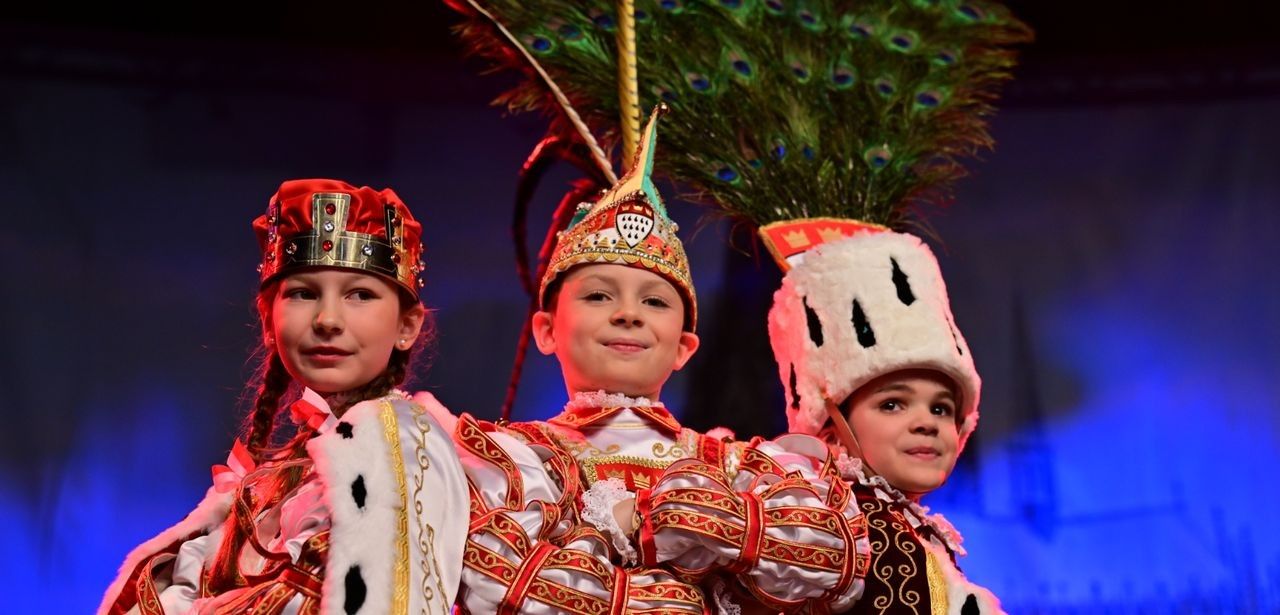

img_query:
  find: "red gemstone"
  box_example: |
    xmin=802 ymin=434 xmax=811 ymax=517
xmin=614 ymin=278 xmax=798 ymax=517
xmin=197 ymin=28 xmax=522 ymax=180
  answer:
xmin=322 ymin=240 xmax=334 ymax=251
xmin=392 ymin=253 xmax=401 ymax=263
xmin=325 ymin=203 xmax=336 ymax=215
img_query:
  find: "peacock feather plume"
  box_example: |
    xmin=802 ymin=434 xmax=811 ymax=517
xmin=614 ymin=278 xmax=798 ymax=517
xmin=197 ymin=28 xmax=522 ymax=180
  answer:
xmin=447 ymin=0 xmax=1031 ymax=230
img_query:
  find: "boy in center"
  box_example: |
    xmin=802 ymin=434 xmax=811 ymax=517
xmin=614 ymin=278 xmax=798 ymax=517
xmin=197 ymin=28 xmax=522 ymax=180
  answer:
xmin=437 ymin=107 xmax=872 ymax=614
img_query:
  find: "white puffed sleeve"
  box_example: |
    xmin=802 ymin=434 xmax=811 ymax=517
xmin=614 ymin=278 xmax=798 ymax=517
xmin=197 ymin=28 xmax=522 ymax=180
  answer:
xmin=637 ymin=434 xmax=870 ymax=613
xmin=452 ymin=415 xmax=707 ymax=614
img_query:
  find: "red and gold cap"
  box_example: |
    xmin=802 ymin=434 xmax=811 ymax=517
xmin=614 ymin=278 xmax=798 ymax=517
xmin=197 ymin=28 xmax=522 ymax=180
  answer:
xmin=539 ymin=106 xmax=696 ymax=330
xmin=253 ymin=179 xmax=424 ymax=300
xmin=758 ymin=218 xmax=890 ymax=272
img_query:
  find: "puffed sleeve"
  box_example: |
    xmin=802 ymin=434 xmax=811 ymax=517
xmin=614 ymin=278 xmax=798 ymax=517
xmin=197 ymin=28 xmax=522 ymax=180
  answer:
xmin=452 ymin=415 xmax=707 ymax=614
xmin=636 ymin=434 xmax=870 ymax=613
xmin=98 ymin=479 xmax=234 ymax=614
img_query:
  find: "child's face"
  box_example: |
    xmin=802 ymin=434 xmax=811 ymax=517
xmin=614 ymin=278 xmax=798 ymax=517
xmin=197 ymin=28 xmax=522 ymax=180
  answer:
xmin=265 ymin=269 xmax=423 ymax=394
xmin=532 ymin=264 xmax=699 ymax=400
xmin=844 ymin=370 xmax=960 ymax=496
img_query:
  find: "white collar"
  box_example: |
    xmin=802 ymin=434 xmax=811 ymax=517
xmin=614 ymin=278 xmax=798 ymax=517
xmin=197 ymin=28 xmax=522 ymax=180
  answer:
xmin=836 ymin=453 xmax=967 ymax=556
xmin=564 ymin=390 xmax=663 ymax=411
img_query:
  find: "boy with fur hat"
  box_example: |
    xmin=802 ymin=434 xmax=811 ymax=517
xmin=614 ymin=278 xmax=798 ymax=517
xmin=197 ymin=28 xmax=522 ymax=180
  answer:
xmin=761 ymin=220 xmax=1001 ymax=613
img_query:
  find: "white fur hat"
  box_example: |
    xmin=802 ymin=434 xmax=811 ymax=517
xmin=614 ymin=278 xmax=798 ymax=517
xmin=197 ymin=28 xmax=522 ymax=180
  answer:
xmin=766 ymin=229 xmax=981 ymax=451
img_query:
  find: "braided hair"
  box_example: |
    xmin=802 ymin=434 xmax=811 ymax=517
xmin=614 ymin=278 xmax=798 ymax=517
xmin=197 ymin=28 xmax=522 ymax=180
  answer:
xmin=206 ymin=284 xmax=424 ymax=592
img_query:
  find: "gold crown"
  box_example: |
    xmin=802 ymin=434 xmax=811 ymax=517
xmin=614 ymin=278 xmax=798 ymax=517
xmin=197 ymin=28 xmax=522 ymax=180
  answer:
xmin=782 ymin=229 xmax=811 ymax=250
xmin=816 ymin=226 xmax=848 ymax=243
xmin=254 ymin=180 xmax=425 ymax=298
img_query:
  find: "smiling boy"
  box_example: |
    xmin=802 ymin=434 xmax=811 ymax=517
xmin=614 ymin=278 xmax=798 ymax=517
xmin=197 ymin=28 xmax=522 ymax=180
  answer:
xmin=433 ymin=107 xmax=874 ymax=614
xmin=760 ymin=223 xmax=1004 ymax=613
xmin=532 ymin=262 xmax=697 ymax=401
xmin=840 ymin=369 xmax=961 ymax=497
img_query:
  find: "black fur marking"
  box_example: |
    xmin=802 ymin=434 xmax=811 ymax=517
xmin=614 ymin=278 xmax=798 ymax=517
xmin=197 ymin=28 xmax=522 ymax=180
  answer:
xmin=851 ymin=299 xmax=877 ymax=347
xmin=351 ymin=475 xmax=367 ymax=509
xmin=789 ymin=364 xmax=800 ymax=410
xmin=804 ymin=297 xmax=824 ymax=347
xmin=890 ymin=257 xmax=916 ymax=305
xmin=946 ymin=315 xmax=963 ymax=355
xmin=961 ymin=593 xmax=979 ymax=615
xmin=344 ymin=565 xmax=367 ymax=613
xmin=336 ymin=421 xmax=354 ymax=439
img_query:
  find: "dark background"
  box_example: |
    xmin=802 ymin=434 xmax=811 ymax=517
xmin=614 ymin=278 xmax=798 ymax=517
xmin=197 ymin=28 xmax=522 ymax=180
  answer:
xmin=3 ymin=2 xmax=1279 ymax=612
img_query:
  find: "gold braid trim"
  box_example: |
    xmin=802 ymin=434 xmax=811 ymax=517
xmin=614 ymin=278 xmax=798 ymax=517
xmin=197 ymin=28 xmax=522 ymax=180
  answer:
xmin=411 ymin=410 xmax=449 ymax=614
xmin=379 ymin=400 xmax=411 ymax=615
xmin=926 ymin=550 xmax=949 ymax=615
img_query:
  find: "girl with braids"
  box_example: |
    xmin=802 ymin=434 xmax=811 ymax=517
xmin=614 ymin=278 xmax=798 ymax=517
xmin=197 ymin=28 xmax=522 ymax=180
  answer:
xmin=99 ymin=179 xmax=470 ymax=614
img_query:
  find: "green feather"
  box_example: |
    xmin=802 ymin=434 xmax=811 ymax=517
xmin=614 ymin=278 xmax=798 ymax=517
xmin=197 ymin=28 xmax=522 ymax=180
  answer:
xmin=449 ymin=0 xmax=1032 ymax=228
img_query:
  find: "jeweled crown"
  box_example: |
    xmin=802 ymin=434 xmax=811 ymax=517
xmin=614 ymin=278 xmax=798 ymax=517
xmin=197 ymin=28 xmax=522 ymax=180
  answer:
xmin=253 ymin=179 xmax=425 ymax=299
xmin=539 ymin=106 xmax=696 ymax=330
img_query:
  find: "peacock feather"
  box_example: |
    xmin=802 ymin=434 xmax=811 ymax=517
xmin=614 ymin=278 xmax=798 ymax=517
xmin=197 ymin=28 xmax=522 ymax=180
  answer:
xmin=447 ymin=0 xmax=1030 ymax=230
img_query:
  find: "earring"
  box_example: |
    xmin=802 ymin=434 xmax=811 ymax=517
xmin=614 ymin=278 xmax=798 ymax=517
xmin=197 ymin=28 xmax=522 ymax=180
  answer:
xmin=266 ymin=335 xmax=275 ymax=347
xmin=398 ymin=338 xmax=407 ymax=349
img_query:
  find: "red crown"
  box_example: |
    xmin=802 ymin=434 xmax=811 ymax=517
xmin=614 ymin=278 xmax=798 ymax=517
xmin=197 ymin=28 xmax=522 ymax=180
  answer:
xmin=252 ymin=179 xmax=424 ymax=298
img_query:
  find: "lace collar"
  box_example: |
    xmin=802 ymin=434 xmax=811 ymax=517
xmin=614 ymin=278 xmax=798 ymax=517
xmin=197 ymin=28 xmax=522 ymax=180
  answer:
xmin=836 ymin=453 xmax=966 ymax=556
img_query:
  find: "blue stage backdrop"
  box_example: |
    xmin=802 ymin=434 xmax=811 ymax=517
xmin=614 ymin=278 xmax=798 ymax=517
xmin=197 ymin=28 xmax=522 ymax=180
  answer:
xmin=2 ymin=26 xmax=1277 ymax=613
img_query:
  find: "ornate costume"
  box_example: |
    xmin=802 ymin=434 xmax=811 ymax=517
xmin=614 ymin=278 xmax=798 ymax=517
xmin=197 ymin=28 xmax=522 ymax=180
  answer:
xmin=451 ymin=392 xmax=877 ymax=613
xmin=99 ymin=181 xmax=469 ymax=614
xmin=100 ymin=392 xmax=468 ymax=615
xmin=436 ymin=109 xmax=872 ymax=614
xmin=761 ymin=225 xmax=995 ymax=614
xmin=446 ymin=0 xmax=1030 ymax=612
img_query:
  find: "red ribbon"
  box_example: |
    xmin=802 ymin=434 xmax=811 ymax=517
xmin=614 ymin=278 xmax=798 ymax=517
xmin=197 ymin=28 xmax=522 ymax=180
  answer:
xmin=289 ymin=399 xmax=330 ymax=432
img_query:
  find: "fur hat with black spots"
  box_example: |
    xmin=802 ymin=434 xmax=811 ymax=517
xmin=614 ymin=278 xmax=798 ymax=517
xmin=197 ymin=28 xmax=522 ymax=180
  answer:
xmin=765 ymin=225 xmax=981 ymax=453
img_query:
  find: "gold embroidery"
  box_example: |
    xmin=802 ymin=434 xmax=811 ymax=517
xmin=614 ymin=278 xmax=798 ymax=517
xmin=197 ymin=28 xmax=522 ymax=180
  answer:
xmin=578 ymin=454 xmax=673 ymax=487
xmin=862 ymin=497 xmax=923 ymax=615
xmin=379 ymin=400 xmax=411 ymax=615
xmin=589 ymin=421 xmax=654 ymax=430
xmin=651 ymin=441 xmax=690 ymax=459
xmin=926 ymin=550 xmax=949 ymax=615
xmin=896 ymin=529 xmax=922 ymax=611
xmin=411 ymin=410 xmax=449 ymax=614
xmin=543 ymin=427 xmax=623 ymax=458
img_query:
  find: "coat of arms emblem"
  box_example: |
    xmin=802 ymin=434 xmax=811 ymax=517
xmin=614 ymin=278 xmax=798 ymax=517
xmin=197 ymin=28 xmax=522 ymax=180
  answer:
xmin=614 ymin=201 xmax=655 ymax=248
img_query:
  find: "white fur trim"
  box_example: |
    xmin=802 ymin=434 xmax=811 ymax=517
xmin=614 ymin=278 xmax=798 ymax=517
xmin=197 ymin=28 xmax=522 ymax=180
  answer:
xmin=704 ymin=426 xmax=736 ymax=441
xmin=96 ymin=486 xmax=232 ymax=614
xmin=310 ymin=396 xmax=469 ymax=614
xmin=580 ymin=477 xmax=639 ymax=565
xmin=921 ymin=540 xmax=1006 ymax=614
xmin=768 ymin=232 xmax=981 ymax=451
